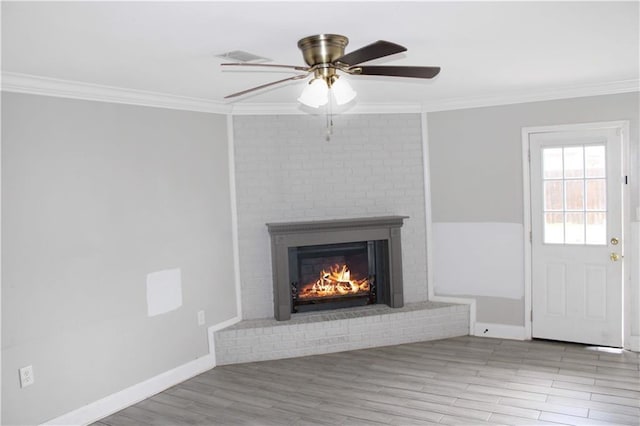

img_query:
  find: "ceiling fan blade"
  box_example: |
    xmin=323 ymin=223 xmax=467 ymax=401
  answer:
xmin=221 ymin=63 xmax=310 ymax=72
xmin=353 ymin=65 xmax=441 ymax=79
xmin=224 ymin=74 xmax=309 ymax=99
xmin=333 ymin=40 xmax=407 ymax=66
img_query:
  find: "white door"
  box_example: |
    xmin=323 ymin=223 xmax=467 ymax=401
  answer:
xmin=530 ymin=127 xmax=623 ymax=347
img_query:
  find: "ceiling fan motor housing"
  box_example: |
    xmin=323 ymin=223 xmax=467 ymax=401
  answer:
xmin=298 ymin=34 xmax=349 ymax=84
xmin=297 ymin=34 xmax=349 ymax=65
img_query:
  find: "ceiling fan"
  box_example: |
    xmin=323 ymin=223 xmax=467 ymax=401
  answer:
xmin=221 ymin=34 xmax=441 ymax=107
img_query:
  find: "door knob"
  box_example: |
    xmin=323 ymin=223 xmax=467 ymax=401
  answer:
xmin=611 ymin=237 xmax=619 ymax=245
xmin=610 ymin=252 xmax=622 ymax=262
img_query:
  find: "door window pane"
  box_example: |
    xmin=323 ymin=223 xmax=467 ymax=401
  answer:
xmin=565 ymin=213 xmax=585 ymax=244
xmin=543 ymin=148 xmax=563 ymax=179
xmin=564 ymin=147 xmax=584 ymax=178
xmin=586 ymin=179 xmax=606 ymax=211
xmin=544 ymin=181 xmax=563 ymax=210
xmin=544 ymin=213 xmax=564 ymax=244
xmin=540 ymin=144 xmax=606 ymax=245
xmin=586 ymin=212 xmax=607 ymax=245
xmin=585 ymin=146 xmax=606 ymax=178
xmin=565 ymin=180 xmax=584 ymax=211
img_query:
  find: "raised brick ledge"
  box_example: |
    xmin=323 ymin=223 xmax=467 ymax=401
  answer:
xmin=214 ymin=301 xmax=470 ymax=365
xmin=223 ymin=301 xmax=462 ymax=330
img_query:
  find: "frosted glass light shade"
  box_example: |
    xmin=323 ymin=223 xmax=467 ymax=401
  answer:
xmin=298 ymin=78 xmax=329 ymax=108
xmin=331 ymin=77 xmax=357 ymax=105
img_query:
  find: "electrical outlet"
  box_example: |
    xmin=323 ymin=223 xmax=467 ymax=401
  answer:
xmin=197 ymin=310 xmax=205 ymax=326
xmin=19 ymin=365 xmax=34 ymax=388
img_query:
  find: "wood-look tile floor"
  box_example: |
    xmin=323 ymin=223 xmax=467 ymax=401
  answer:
xmin=95 ymin=336 xmax=640 ymax=425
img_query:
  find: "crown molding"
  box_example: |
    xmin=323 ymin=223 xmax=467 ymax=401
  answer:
xmin=421 ymin=79 xmax=640 ymax=112
xmin=2 ymin=72 xmax=637 ymax=116
xmin=229 ymin=102 xmax=423 ymax=115
xmin=1 ymin=72 xmax=231 ymax=114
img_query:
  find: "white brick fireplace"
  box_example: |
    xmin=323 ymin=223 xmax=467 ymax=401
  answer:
xmin=214 ymin=113 xmax=468 ymax=364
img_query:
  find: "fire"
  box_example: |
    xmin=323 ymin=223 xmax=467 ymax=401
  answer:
xmin=298 ymin=264 xmax=370 ymax=300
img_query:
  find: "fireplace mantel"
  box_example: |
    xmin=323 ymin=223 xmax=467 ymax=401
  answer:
xmin=267 ymin=216 xmax=408 ymax=320
xmin=266 ymin=216 xmax=409 ymax=235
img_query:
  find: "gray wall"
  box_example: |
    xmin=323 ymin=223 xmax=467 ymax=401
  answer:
xmin=1 ymin=93 xmax=236 ymax=425
xmin=429 ymin=93 xmax=639 ymax=223
xmin=427 ymin=92 xmax=640 ymax=325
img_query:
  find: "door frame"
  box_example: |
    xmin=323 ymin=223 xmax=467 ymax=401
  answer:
xmin=522 ymin=120 xmax=630 ymax=347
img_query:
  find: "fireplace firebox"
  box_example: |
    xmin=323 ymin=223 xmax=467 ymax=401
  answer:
xmin=289 ymin=240 xmax=388 ymax=313
xmin=267 ymin=216 xmax=407 ymax=320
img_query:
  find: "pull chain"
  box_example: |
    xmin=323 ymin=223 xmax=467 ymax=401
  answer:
xmin=325 ymin=93 xmax=334 ymax=141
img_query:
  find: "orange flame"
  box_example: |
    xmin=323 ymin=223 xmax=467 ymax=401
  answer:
xmin=298 ymin=264 xmax=370 ymax=300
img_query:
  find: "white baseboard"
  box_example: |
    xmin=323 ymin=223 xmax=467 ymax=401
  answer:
xmin=42 ymin=354 xmax=215 ymax=426
xmin=474 ymin=322 xmax=526 ymax=340
xmin=41 ymin=315 xmax=242 ymax=426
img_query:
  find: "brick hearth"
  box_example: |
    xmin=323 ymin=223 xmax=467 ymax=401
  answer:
xmin=214 ymin=301 xmax=469 ymax=365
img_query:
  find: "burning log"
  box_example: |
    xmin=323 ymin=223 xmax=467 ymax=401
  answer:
xmin=298 ymin=264 xmax=370 ymax=300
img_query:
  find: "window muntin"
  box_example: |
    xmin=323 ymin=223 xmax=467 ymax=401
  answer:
xmin=542 ymin=144 xmax=607 ymax=245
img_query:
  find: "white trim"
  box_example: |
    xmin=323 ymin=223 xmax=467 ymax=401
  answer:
xmin=421 ymin=80 xmax=639 ymax=112
xmin=41 ymin=355 xmax=215 ymax=426
xmin=230 ymin=102 xmax=423 ymax=115
xmin=2 ymin=72 xmax=231 ymax=114
xmin=522 ymin=129 xmax=533 ymax=339
xmin=421 ymin=112 xmax=435 ymax=300
xmin=340 ymin=103 xmax=422 ymax=114
xmin=628 ymin=221 xmax=640 ymax=352
xmin=621 ymin=122 xmax=632 ymax=351
xmin=522 ymin=120 xmax=631 ymax=347
xmin=226 ymin=115 xmax=243 ymax=321
xmin=229 ymin=103 xmax=306 ymax=115
xmin=0 ymin=5 xmax=4 ymax=417
xmin=43 ymin=311 xmax=244 ymax=426
xmin=421 ymin=112 xmax=477 ymax=333
xmin=3 ymin=72 xmax=637 ymax=116
xmin=522 ymin=121 xmax=632 ymax=135
xmin=474 ymin=322 xmax=527 ymax=340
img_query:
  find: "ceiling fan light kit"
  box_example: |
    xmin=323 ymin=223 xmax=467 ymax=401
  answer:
xmin=222 ymin=34 xmax=441 ymax=108
xmin=297 ymin=78 xmax=329 ymax=108
xmin=298 ymin=76 xmax=357 ymax=108
xmin=298 ymin=78 xmax=329 ymax=108
xmin=330 ymin=77 xmax=357 ymax=106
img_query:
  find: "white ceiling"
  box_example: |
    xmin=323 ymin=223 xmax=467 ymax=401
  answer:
xmin=2 ymin=1 xmax=639 ymax=108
